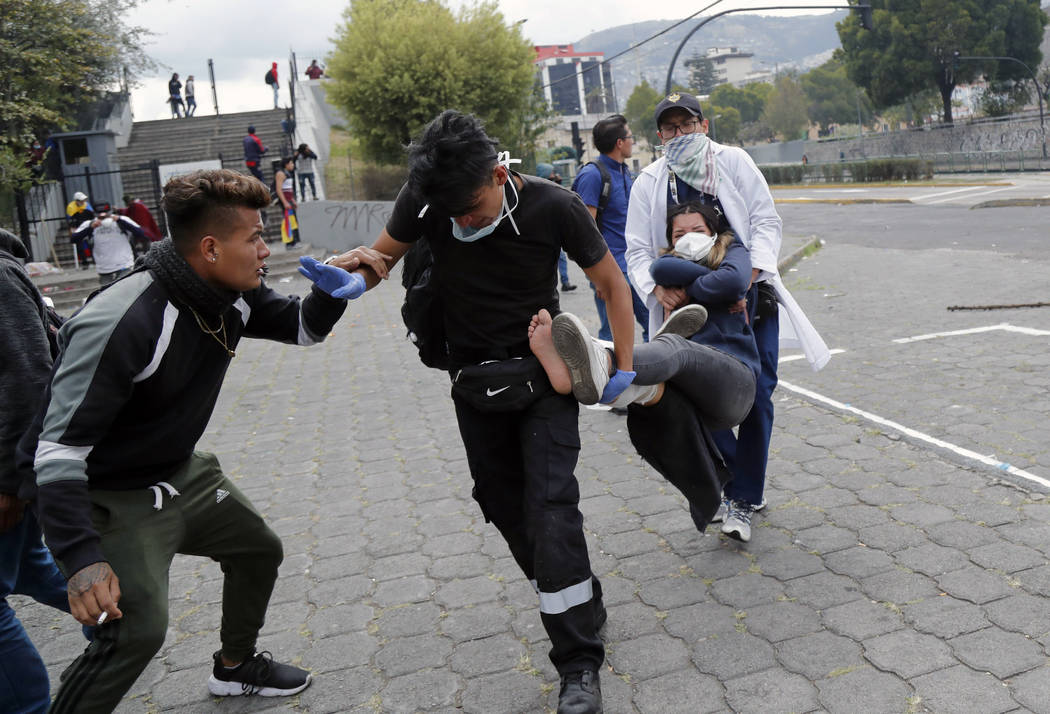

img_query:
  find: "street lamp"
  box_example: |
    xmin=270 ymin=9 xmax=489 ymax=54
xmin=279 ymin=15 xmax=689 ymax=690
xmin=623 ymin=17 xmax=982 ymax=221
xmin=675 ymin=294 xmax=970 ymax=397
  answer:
xmin=709 ymin=113 xmax=722 ymax=142
xmin=954 ymin=51 xmax=1047 ymax=159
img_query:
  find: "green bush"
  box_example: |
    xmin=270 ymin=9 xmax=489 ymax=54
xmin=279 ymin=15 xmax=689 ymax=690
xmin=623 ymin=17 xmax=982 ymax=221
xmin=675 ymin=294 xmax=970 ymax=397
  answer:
xmin=821 ymin=164 xmax=844 ymax=182
xmin=759 ymin=157 xmax=934 ymax=184
xmin=359 ymin=165 xmax=409 ymax=200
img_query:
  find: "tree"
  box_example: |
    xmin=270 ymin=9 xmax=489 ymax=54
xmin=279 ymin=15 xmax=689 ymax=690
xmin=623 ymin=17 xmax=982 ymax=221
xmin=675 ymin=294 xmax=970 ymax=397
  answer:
xmin=0 ymin=0 xmax=151 ymax=193
xmin=800 ymin=57 xmax=873 ymax=132
xmin=327 ymin=0 xmax=537 ymax=163
xmin=623 ymin=80 xmax=662 ymax=150
xmin=709 ymin=83 xmax=771 ymax=124
xmin=504 ymin=81 xmax=556 ymax=174
xmin=704 ymin=105 xmax=741 ymax=144
xmin=685 ymin=55 xmax=720 ymax=95
xmin=761 ymin=75 xmax=810 ymax=140
xmin=837 ymin=0 xmax=1048 ymax=124
xmin=979 ymin=80 xmax=1033 ymax=117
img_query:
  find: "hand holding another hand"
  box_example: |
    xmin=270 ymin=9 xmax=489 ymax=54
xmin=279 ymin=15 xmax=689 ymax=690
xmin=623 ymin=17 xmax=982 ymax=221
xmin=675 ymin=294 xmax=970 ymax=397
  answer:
xmin=298 ymin=256 xmax=367 ymax=299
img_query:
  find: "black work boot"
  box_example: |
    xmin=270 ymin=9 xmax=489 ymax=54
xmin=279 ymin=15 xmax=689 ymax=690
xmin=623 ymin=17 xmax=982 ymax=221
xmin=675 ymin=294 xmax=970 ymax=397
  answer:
xmin=558 ymin=669 xmax=602 ymax=714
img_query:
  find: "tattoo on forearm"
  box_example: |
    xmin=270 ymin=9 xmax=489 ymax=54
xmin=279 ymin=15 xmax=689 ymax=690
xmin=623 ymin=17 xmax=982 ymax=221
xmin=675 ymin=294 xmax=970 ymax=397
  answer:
xmin=69 ymin=563 xmax=110 ymax=595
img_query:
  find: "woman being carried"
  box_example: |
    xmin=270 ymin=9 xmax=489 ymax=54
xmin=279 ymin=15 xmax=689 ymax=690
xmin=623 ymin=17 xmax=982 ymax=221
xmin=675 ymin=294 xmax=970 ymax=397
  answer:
xmin=529 ymin=201 xmax=760 ymax=529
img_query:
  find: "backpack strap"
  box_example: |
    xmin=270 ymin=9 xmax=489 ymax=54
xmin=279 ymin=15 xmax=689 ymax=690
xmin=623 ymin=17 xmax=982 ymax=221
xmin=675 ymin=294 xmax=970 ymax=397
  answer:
xmin=572 ymin=160 xmax=612 ymax=231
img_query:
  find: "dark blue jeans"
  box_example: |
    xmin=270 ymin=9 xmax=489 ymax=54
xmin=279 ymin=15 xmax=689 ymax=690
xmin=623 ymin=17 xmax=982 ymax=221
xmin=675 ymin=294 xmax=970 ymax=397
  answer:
xmin=1 ymin=508 xmax=70 ymax=714
xmin=590 ymin=270 xmax=649 ymax=342
xmin=715 ymin=285 xmax=779 ymax=506
xmin=558 ymin=250 xmax=571 ymax=286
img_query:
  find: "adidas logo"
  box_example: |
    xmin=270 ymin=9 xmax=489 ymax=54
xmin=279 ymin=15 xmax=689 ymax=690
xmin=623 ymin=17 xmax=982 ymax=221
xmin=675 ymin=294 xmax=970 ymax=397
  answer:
xmin=216 ymin=488 xmax=230 ymax=503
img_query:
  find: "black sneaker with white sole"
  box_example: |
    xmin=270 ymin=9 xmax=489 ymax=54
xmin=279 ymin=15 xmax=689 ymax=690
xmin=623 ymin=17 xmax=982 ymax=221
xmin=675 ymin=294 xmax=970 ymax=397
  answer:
xmin=207 ymin=650 xmax=312 ymax=697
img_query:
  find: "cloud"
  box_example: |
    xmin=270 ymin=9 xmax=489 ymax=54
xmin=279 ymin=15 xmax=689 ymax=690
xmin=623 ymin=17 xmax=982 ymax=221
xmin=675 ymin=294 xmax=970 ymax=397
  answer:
xmin=126 ymin=0 xmax=843 ymax=119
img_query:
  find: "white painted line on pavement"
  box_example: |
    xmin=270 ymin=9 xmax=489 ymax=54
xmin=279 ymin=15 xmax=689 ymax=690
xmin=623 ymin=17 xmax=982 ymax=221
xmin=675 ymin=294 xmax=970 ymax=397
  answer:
xmin=926 ymin=186 xmax=1015 ymax=204
xmin=779 ymin=379 xmax=1050 ymax=489
xmin=913 ymin=186 xmax=988 ymax=201
xmin=780 ymin=348 xmax=846 ymax=363
xmin=893 ymin=323 xmax=1050 ymax=343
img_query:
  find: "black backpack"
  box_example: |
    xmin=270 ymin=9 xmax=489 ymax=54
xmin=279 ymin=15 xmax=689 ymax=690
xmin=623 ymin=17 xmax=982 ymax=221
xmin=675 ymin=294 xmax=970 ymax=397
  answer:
xmin=400 ymin=238 xmax=450 ymax=370
xmin=264 ymin=70 xmax=275 ymax=85
xmin=570 ymin=160 xmax=612 ymax=230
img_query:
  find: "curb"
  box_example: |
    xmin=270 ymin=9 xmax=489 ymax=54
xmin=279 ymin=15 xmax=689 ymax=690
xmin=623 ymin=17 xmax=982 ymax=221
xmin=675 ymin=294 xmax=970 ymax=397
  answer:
xmin=771 ymin=181 xmax=1011 ymax=190
xmin=779 ymin=235 xmax=823 ymax=273
xmin=971 ymin=198 xmax=1050 ymax=209
xmin=775 ymin=198 xmax=913 ymax=205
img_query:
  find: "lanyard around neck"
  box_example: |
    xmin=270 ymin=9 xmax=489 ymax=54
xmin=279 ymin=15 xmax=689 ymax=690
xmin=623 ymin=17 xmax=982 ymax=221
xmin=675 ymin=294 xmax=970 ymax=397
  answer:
xmin=667 ymin=166 xmax=680 ymax=205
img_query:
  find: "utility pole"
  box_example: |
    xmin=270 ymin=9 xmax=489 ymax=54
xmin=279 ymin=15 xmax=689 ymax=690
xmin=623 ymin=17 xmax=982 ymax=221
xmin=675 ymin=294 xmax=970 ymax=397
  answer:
xmin=208 ymin=59 xmax=220 ymax=116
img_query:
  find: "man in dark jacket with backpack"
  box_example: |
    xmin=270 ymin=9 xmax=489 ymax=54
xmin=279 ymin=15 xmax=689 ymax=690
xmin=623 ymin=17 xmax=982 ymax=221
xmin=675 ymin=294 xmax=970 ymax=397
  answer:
xmin=571 ymin=114 xmax=648 ymax=342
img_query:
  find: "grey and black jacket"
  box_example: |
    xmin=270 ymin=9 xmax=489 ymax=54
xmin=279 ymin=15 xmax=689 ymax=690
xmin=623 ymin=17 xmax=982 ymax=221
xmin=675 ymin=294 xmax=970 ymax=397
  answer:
xmin=18 ymin=240 xmax=346 ymax=576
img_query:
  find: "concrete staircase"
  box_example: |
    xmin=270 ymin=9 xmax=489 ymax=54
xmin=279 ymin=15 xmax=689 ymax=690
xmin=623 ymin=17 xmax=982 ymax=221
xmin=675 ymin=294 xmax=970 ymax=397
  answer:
xmin=38 ymin=108 xmax=309 ymax=304
xmin=116 ymin=108 xmax=290 ymax=176
xmin=114 ymin=108 xmax=292 ymax=242
xmin=36 ymin=242 xmax=320 ymax=317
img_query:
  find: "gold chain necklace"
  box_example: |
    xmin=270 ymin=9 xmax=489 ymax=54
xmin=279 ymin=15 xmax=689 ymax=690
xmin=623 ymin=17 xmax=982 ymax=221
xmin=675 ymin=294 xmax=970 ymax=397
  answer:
xmin=187 ymin=305 xmax=235 ymax=357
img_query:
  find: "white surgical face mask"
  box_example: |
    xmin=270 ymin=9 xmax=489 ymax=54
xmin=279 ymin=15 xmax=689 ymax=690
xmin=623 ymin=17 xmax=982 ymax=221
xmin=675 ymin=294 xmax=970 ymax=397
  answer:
xmin=449 ymin=167 xmax=521 ymax=243
xmin=101 ymin=217 xmax=116 ymax=228
xmin=673 ymin=231 xmax=716 ymax=262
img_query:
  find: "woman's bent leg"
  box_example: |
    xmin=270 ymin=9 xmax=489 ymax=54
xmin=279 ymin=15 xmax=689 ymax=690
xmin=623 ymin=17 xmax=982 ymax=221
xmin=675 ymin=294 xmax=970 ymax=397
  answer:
xmin=632 ymin=334 xmax=755 ymax=430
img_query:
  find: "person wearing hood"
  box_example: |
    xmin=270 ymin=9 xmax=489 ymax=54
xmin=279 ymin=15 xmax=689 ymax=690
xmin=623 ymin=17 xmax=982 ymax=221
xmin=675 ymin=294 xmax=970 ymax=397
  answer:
xmin=625 ymin=91 xmax=830 ymax=543
xmin=71 ymin=202 xmax=146 ymax=285
xmin=18 ymin=169 xmax=366 ymax=713
xmin=0 ymin=228 xmax=74 ymax=714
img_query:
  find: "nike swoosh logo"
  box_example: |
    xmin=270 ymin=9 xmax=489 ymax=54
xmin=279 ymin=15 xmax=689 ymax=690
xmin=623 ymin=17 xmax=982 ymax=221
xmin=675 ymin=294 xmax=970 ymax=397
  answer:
xmin=486 ymin=386 xmax=511 ymax=396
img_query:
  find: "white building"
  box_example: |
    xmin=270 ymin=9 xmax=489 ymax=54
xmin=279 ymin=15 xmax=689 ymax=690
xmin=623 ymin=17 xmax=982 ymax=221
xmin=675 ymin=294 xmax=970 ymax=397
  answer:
xmin=704 ymin=47 xmax=755 ymax=86
xmin=533 ymin=44 xmax=627 ymax=171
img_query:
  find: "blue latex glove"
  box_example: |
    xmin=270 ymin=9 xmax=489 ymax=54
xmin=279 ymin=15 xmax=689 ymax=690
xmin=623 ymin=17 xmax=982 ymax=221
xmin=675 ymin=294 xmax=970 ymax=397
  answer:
xmin=600 ymin=369 xmax=636 ymax=404
xmin=298 ymin=256 xmax=366 ymax=299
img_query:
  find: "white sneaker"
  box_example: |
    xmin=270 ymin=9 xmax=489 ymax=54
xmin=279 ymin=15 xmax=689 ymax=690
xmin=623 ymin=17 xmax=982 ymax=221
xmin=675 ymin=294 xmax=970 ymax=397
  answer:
xmin=607 ymin=382 xmax=659 ymax=408
xmin=711 ymin=497 xmax=731 ymax=523
xmin=552 ymin=312 xmax=610 ymax=405
xmin=654 ymin=304 xmax=708 ymax=339
xmin=721 ymin=500 xmax=756 ymax=542
xmin=715 ymin=495 xmax=766 ymax=521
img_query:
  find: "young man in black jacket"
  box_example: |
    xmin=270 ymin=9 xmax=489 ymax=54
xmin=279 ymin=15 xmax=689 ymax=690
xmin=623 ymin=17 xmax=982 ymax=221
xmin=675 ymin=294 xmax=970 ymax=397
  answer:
xmin=326 ymin=110 xmax=639 ymax=714
xmin=20 ymin=170 xmax=366 ymax=713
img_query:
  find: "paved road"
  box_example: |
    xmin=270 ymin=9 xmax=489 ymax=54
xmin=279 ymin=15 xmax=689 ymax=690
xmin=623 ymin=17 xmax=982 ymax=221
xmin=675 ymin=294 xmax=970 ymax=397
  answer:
xmin=774 ymin=171 xmax=1050 ymax=207
xmin=15 ymin=206 xmax=1050 ymax=713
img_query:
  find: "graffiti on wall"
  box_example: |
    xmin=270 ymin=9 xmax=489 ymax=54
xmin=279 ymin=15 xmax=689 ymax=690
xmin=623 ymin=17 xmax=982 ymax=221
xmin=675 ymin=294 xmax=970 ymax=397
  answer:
xmin=296 ymin=200 xmax=396 ymax=253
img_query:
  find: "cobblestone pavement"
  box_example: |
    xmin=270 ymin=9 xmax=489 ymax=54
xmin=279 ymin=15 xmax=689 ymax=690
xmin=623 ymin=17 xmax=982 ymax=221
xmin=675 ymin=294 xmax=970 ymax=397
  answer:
xmin=16 ymin=230 xmax=1050 ymax=713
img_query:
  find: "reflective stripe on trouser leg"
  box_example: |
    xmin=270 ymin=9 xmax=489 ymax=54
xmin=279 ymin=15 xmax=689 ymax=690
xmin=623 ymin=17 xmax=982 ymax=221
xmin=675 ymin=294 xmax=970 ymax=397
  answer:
xmin=453 ymin=391 xmax=604 ymax=673
xmin=531 ymin=577 xmax=594 ymax=614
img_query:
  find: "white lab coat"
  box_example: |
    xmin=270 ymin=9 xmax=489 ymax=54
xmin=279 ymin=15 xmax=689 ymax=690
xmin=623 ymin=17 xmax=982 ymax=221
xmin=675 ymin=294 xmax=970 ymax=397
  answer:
xmin=625 ymin=144 xmax=830 ymax=371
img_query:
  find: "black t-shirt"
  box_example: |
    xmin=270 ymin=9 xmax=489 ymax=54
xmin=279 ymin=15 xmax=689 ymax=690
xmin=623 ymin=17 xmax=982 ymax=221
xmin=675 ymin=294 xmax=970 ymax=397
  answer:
xmin=387 ymin=172 xmax=608 ymax=353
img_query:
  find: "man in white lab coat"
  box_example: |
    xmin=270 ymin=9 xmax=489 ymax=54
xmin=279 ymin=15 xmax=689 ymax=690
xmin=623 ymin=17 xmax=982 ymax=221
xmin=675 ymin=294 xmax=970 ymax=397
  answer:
xmin=625 ymin=91 xmax=830 ymax=543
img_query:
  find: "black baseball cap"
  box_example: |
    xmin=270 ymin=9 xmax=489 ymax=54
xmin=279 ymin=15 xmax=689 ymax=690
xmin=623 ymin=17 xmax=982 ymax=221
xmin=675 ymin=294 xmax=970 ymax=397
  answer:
xmin=654 ymin=92 xmax=703 ymax=126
